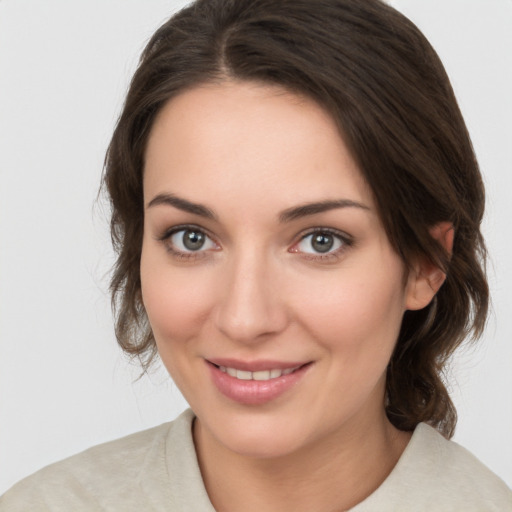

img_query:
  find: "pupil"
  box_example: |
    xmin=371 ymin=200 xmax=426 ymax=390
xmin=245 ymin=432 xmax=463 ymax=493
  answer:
xmin=312 ymin=233 xmax=333 ymax=253
xmin=183 ymin=230 xmax=205 ymax=251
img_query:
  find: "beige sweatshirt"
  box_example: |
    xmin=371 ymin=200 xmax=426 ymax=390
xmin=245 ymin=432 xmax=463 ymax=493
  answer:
xmin=1 ymin=409 xmax=511 ymax=511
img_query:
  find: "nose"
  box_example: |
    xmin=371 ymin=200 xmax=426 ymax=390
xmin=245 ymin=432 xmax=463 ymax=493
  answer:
xmin=214 ymin=250 xmax=289 ymax=344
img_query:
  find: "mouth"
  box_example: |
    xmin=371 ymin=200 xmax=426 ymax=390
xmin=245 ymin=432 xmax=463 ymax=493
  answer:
xmin=205 ymin=359 xmax=313 ymax=405
xmin=212 ymin=364 xmax=304 ymax=381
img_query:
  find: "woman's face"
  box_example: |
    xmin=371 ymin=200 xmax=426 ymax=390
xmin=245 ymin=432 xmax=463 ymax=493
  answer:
xmin=141 ymin=81 xmax=419 ymax=458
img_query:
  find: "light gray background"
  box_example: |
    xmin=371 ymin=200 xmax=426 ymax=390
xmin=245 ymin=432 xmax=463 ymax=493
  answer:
xmin=0 ymin=0 xmax=511 ymax=494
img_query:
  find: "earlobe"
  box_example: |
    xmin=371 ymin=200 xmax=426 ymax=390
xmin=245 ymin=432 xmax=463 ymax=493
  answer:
xmin=405 ymin=222 xmax=454 ymax=311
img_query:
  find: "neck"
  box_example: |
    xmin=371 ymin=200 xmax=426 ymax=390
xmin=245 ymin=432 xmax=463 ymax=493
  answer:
xmin=193 ymin=407 xmax=411 ymax=512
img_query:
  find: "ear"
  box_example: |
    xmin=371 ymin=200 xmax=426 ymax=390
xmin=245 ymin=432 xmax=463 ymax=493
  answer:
xmin=405 ymin=222 xmax=454 ymax=311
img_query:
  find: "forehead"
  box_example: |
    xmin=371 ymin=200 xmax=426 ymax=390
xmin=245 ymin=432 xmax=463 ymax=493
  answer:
xmin=143 ymin=80 xmax=374 ymax=215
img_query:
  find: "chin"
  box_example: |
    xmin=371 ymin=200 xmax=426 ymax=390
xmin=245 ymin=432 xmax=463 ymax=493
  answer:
xmin=218 ymin=425 xmax=308 ymax=459
xmin=195 ymin=404 xmax=319 ymax=460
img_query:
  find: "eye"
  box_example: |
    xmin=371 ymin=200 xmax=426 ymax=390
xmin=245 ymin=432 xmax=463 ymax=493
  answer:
xmin=158 ymin=226 xmax=219 ymax=259
xmin=170 ymin=229 xmax=216 ymax=252
xmin=290 ymin=229 xmax=352 ymax=259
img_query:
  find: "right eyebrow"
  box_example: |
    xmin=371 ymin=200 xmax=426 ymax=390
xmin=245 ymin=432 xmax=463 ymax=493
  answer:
xmin=146 ymin=193 xmax=217 ymax=220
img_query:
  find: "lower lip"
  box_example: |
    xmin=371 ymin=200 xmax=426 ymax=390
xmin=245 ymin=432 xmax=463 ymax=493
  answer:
xmin=207 ymin=362 xmax=311 ymax=405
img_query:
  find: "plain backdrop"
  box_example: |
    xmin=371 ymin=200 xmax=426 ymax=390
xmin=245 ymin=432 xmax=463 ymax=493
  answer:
xmin=0 ymin=0 xmax=511 ymax=494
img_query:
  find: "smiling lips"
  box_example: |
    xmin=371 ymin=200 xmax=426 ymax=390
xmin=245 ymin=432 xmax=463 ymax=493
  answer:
xmin=219 ymin=365 xmax=300 ymax=381
xmin=207 ymin=359 xmax=311 ymax=405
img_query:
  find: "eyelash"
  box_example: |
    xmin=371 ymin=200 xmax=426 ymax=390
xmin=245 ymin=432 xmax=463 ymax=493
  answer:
xmin=156 ymin=224 xmax=353 ymax=262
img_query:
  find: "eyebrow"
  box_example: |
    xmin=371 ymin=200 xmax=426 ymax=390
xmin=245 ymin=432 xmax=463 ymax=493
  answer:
xmin=147 ymin=193 xmax=369 ymax=222
xmin=147 ymin=193 xmax=217 ymax=220
xmin=278 ymin=199 xmax=370 ymax=223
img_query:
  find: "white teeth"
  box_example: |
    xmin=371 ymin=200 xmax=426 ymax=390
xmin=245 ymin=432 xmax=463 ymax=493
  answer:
xmin=253 ymin=370 xmax=271 ymax=381
xmin=219 ymin=365 xmax=301 ymax=381
xmin=236 ymin=370 xmax=253 ymax=380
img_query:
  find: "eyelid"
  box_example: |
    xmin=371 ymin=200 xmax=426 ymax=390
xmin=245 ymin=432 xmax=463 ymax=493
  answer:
xmin=157 ymin=223 xmax=215 ymax=241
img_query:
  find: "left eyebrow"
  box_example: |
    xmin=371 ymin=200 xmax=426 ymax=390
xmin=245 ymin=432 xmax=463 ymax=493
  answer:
xmin=278 ymin=199 xmax=370 ymax=223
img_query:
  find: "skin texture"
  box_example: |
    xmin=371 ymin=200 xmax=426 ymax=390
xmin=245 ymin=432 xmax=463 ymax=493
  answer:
xmin=140 ymin=81 xmax=446 ymax=511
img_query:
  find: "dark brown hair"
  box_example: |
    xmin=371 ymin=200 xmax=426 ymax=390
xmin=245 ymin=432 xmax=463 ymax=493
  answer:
xmin=103 ymin=0 xmax=488 ymax=438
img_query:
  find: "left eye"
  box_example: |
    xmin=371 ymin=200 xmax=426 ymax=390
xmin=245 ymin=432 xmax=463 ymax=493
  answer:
xmin=296 ymin=232 xmax=344 ymax=254
xmin=169 ymin=228 xmax=217 ymax=252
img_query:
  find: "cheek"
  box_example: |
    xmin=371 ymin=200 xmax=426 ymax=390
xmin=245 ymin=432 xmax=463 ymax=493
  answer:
xmin=140 ymin=251 xmax=214 ymax=344
xmin=289 ymin=263 xmax=407 ymax=355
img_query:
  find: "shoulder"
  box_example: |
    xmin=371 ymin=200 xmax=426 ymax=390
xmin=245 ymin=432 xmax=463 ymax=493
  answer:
xmin=414 ymin=424 xmax=511 ymax=504
xmin=353 ymin=423 xmax=512 ymax=511
xmin=0 ymin=409 xmax=198 ymax=512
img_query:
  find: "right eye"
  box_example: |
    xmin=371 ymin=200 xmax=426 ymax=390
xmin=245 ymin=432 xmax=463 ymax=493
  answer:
xmin=159 ymin=226 xmax=219 ymax=259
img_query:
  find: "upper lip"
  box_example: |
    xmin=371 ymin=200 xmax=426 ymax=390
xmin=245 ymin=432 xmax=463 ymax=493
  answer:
xmin=206 ymin=358 xmax=310 ymax=372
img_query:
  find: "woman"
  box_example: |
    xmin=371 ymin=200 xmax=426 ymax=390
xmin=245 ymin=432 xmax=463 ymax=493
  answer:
xmin=1 ymin=0 xmax=511 ymax=510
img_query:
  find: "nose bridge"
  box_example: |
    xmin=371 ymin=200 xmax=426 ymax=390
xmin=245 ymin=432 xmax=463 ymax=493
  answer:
xmin=214 ymin=244 xmax=287 ymax=343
